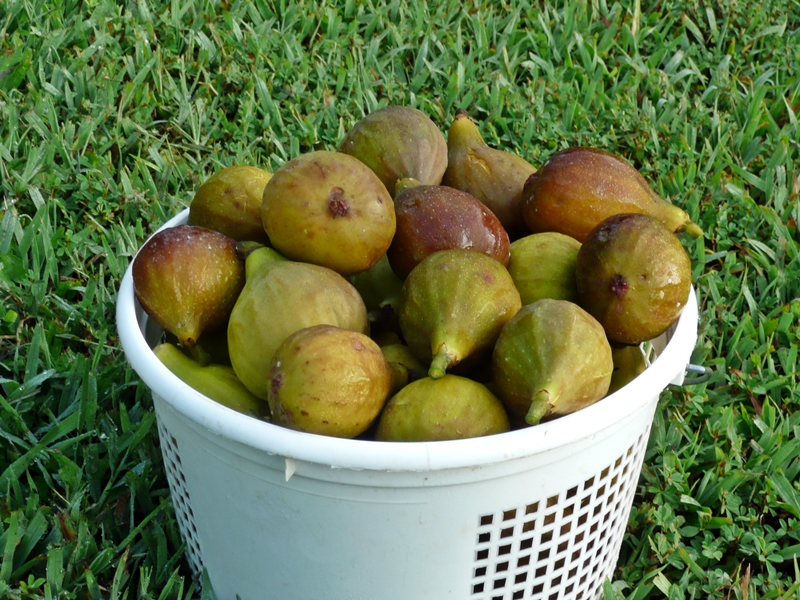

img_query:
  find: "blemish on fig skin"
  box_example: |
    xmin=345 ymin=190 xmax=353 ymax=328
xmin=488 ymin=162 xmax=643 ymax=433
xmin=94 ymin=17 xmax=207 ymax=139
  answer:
xmin=328 ymin=187 xmax=349 ymax=217
xmin=610 ymin=274 xmax=628 ymax=298
xmin=271 ymin=373 xmax=283 ymax=396
xmin=482 ymin=271 xmax=496 ymax=284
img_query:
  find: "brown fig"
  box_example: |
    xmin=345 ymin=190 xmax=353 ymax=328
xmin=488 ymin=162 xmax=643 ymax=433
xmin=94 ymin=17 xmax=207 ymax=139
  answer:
xmin=442 ymin=111 xmax=537 ymax=239
xmin=399 ymin=249 xmax=522 ymax=379
xmin=492 ymin=299 xmax=613 ymax=425
xmin=132 ymin=225 xmax=245 ymax=347
xmin=521 ymin=147 xmax=703 ymax=243
xmin=261 ymin=151 xmax=395 ymax=276
xmin=188 ymin=165 xmax=272 ymax=244
xmin=575 ymin=213 xmax=693 ymax=345
xmin=388 ymin=183 xmax=510 ymax=279
xmin=338 ymin=105 xmax=448 ymax=196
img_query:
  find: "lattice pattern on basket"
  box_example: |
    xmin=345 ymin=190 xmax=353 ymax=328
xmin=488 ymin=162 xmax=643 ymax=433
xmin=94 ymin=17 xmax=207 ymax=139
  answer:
xmin=470 ymin=430 xmax=650 ymax=600
xmin=157 ymin=419 xmax=204 ymax=576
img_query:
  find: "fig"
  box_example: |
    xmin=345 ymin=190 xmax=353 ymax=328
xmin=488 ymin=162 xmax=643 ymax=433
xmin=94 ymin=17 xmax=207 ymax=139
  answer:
xmin=507 ymin=232 xmax=581 ymax=305
xmin=442 ymin=111 xmax=537 ymax=239
xmin=268 ymin=325 xmax=393 ymax=439
xmin=228 ymin=248 xmax=369 ymax=399
xmin=188 ymin=165 xmax=272 ymax=244
xmin=338 ymin=105 xmax=448 ymax=196
xmin=606 ymin=345 xmax=649 ymax=396
xmin=575 ymin=213 xmax=693 ymax=345
xmin=387 ymin=183 xmax=510 ymax=279
xmin=492 ymin=299 xmax=613 ymax=425
xmin=375 ymin=375 xmax=510 ymax=442
xmin=521 ymin=147 xmax=703 ymax=243
xmin=132 ymin=225 xmax=245 ymax=347
xmin=348 ymin=253 xmax=404 ymax=333
xmin=153 ymin=343 xmax=268 ymax=417
xmin=261 ymin=151 xmax=395 ymax=276
xmin=380 ymin=343 xmax=426 ymax=395
xmin=399 ymin=249 xmax=522 ymax=379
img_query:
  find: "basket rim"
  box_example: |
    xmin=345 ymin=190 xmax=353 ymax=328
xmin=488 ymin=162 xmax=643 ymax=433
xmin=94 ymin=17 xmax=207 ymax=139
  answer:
xmin=116 ymin=208 xmax=699 ymax=472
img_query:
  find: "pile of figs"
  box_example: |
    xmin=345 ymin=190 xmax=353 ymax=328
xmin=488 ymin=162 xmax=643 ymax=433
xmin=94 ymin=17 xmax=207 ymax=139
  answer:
xmin=132 ymin=105 xmax=701 ymax=441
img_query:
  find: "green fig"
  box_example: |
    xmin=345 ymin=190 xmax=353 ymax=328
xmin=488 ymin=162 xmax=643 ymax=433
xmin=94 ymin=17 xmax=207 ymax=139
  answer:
xmin=442 ymin=111 xmax=537 ymax=239
xmin=132 ymin=225 xmax=245 ymax=347
xmin=492 ymin=299 xmax=613 ymax=426
xmin=388 ymin=183 xmax=510 ymax=280
xmin=348 ymin=253 xmax=404 ymax=333
xmin=268 ymin=325 xmax=393 ymax=439
xmin=606 ymin=345 xmax=649 ymax=396
xmin=380 ymin=343 xmax=426 ymax=395
xmin=228 ymin=251 xmax=369 ymax=399
xmin=399 ymin=249 xmax=522 ymax=379
xmin=521 ymin=147 xmax=703 ymax=243
xmin=507 ymin=232 xmax=581 ymax=305
xmin=188 ymin=165 xmax=272 ymax=244
xmin=261 ymin=151 xmax=395 ymax=276
xmin=575 ymin=213 xmax=693 ymax=345
xmin=153 ymin=343 xmax=268 ymax=417
xmin=338 ymin=105 xmax=448 ymax=196
xmin=376 ymin=375 xmax=510 ymax=442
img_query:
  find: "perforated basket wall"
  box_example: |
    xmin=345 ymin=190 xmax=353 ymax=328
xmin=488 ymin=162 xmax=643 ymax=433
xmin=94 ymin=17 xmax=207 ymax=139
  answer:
xmin=469 ymin=431 xmax=650 ymax=600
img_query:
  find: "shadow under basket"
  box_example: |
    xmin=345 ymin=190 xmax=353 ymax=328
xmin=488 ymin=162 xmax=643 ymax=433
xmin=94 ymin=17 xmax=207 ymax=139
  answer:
xmin=117 ymin=210 xmax=699 ymax=600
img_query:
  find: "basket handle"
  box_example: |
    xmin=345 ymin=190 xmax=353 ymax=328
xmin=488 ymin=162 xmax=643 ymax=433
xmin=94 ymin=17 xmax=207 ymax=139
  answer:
xmin=676 ymin=363 xmax=712 ymax=386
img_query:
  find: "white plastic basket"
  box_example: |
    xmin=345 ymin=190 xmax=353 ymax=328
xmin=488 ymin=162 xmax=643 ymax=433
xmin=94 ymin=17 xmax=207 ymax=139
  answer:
xmin=116 ymin=209 xmax=699 ymax=600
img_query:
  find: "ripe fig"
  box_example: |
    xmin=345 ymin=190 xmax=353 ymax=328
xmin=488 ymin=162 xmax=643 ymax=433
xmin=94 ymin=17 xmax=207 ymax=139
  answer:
xmin=153 ymin=343 xmax=268 ymax=417
xmin=348 ymin=253 xmax=404 ymax=333
xmin=508 ymin=232 xmax=581 ymax=305
xmin=228 ymin=249 xmax=369 ymax=399
xmin=442 ymin=111 xmax=537 ymax=239
xmin=380 ymin=343 xmax=426 ymax=395
xmin=188 ymin=165 xmax=272 ymax=244
xmin=521 ymin=147 xmax=703 ymax=243
xmin=338 ymin=105 xmax=448 ymax=196
xmin=268 ymin=325 xmax=393 ymax=439
xmin=606 ymin=345 xmax=649 ymax=396
xmin=388 ymin=183 xmax=510 ymax=279
xmin=261 ymin=151 xmax=395 ymax=276
xmin=399 ymin=249 xmax=521 ymax=379
xmin=132 ymin=225 xmax=245 ymax=347
xmin=492 ymin=299 xmax=613 ymax=426
xmin=375 ymin=375 xmax=510 ymax=442
xmin=575 ymin=213 xmax=693 ymax=345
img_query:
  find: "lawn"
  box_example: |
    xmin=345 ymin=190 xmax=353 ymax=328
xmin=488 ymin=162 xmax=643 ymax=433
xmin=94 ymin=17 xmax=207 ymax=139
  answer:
xmin=1 ymin=0 xmax=799 ymax=598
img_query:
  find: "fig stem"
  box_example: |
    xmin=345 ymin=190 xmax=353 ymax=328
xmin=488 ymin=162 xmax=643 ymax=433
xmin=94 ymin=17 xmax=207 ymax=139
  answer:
xmin=682 ymin=222 xmax=704 ymax=239
xmin=428 ymin=351 xmax=451 ymax=380
xmin=526 ymin=390 xmax=552 ymax=425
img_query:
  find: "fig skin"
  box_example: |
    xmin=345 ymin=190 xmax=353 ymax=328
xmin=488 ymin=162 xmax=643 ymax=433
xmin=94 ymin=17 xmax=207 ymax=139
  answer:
xmin=575 ymin=213 xmax=693 ymax=345
xmin=228 ymin=252 xmax=369 ymax=400
xmin=188 ymin=165 xmax=272 ymax=244
xmin=154 ymin=343 xmax=268 ymax=418
xmin=388 ymin=183 xmax=510 ymax=280
xmin=380 ymin=343 xmax=427 ymax=395
xmin=606 ymin=345 xmax=649 ymax=396
xmin=375 ymin=375 xmax=510 ymax=442
xmin=261 ymin=151 xmax=395 ymax=276
xmin=338 ymin=105 xmax=448 ymax=196
xmin=132 ymin=225 xmax=245 ymax=347
xmin=521 ymin=147 xmax=703 ymax=243
xmin=442 ymin=111 xmax=537 ymax=239
xmin=268 ymin=325 xmax=394 ymax=439
xmin=492 ymin=299 xmax=613 ymax=426
xmin=399 ymin=249 xmax=522 ymax=379
xmin=508 ymin=232 xmax=581 ymax=305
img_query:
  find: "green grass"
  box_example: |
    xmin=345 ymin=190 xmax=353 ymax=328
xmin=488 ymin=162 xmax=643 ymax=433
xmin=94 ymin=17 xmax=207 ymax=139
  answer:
xmin=1 ymin=0 xmax=799 ymax=598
